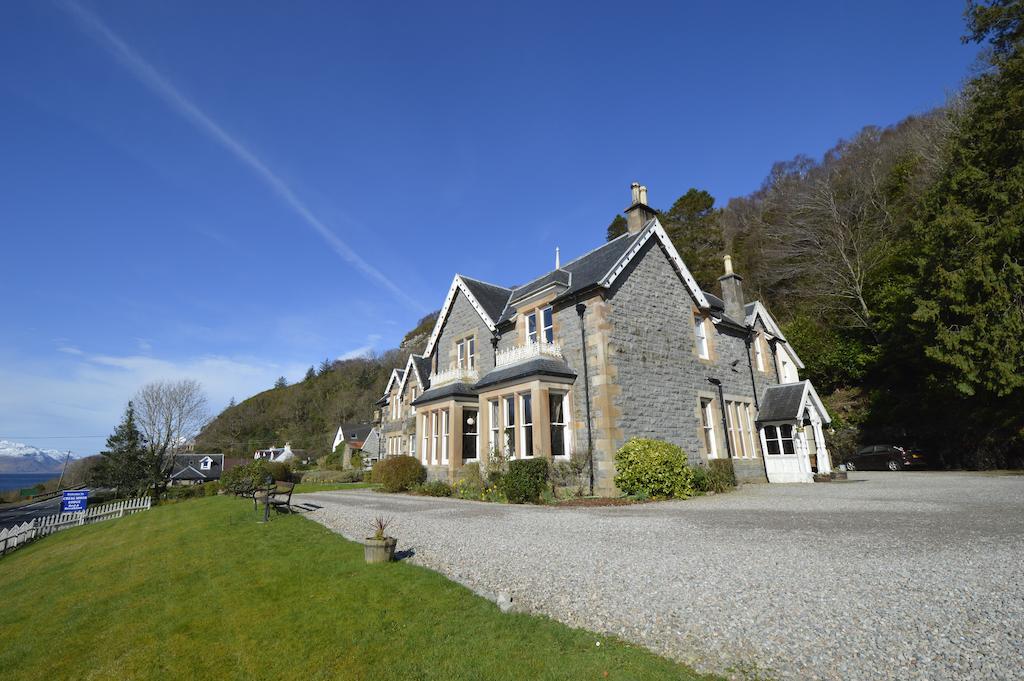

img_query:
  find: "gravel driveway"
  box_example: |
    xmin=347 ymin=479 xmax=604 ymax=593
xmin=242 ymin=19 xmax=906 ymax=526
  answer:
xmin=301 ymin=472 xmax=1024 ymax=680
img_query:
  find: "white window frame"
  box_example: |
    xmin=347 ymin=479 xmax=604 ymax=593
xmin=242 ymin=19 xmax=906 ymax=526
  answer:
xmin=549 ymin=391 xmax=571 ymax=458
xmin=463 ymin=408 xmax=479 ymax=461
xmin=700 ymin=398 xmax=718 ymax=458
xmin=409 ymin=434 xmax=415 ymax=456
xmin=520 ymin=393 xmax=534 ymax=458
xmin=421 ymin=415 xmax=429 ymax=464
xmin=441 ymin=409 xmax=450 ymax=465
xmin=754 ymin=334 xmax=765 ymax=372
xmin=467 ymin=337 xmax=475 ymax=369
xmin=763 ymin=424 xmax=796 ymax=456
xmin=457 ymin=340 xmax=465 ymax=369
xmin=431 ymin=411 xmax=438 ymax=464
xmin=489 ymin=399 xmax=500 ymax=456
xmin=695 ymin=315 xmax=709 ymax=359
xmin=200 ymin=457 xmax=212 ymax=471
xmin=504 ymin=395 xmax=516 ymax=458
xmin=541 ymin=306 xmax=553 ymax=344
xmin=526 ymin=312 xmax=538 ymax=345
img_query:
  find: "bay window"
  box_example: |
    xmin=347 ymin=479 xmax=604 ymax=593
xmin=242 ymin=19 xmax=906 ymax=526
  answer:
xmin=521 ymin=394 xmax=533 ymax=457
xmin=549 ymin=391 xmax=569 ymax=458
xmin=462 ymin=409 xmax=478 ymax=460
xmin=489 ymin=400 xmax=500 ymax=456
xmin=504 ymin=396 xmax=516 ymax=457
xmin=441 ymin=409 xmax=450 ymax=464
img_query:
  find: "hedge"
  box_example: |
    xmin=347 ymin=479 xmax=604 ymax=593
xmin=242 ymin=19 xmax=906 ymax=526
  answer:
xmin=613 ymin=438 xmax=696 ymax=498
xmin=373 ymin=455 xmax=426 ymax=492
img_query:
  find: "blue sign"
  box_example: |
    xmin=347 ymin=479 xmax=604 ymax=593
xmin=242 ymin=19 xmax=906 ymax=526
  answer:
xmin=61 ymin=490 xmax=89 ymax=513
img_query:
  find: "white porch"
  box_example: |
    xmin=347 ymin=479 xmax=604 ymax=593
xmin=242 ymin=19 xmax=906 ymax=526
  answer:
xmin=756 ymin=381 xmax=832 ymax=483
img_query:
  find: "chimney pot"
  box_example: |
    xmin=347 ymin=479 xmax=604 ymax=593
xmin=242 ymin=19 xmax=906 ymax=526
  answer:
xmin=639 ymin=185 xmax=648 ymax=205
xmin=555 ymin=247 xmax=560 ymax=269
xmin=625 ymin=181 xmax=656 ymax=235
xmin=724 ymin=254 xmax=733 ymax=275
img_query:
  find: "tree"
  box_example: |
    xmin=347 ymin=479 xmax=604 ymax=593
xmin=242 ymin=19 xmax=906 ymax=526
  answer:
xmin=318 ymin=358 xmax=333 ymax=375
xmin=134 ymin=379 xmax=209 ymax=500
xmin=304 ymin=366 xmax=316 ymax=382
xmin=965 ymin=0 xmax=1024 ymax=57
xmin=90 ymin=402 xmax=148 ymax=496
xmin=274 ymin=376 xmax=288 ymax=389
xmin=659 ymin=189 xmax=725 ymax=289
xmin=606 ymin=214 xmax=627 ymax=241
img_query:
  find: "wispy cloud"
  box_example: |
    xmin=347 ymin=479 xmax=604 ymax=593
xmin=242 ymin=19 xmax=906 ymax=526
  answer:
xmin=60 ymin=1 xmax=425 ymax=313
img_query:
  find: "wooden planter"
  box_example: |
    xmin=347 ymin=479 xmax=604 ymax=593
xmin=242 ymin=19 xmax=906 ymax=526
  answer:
xmin=364 ymin=537 xmax=397 ymax=563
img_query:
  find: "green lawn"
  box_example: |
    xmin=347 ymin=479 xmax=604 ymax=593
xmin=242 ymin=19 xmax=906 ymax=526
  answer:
xmin=292 ymin=481 xmax=378 ymax=494
xmin=0 ymin=497 xmax=717 ymax=681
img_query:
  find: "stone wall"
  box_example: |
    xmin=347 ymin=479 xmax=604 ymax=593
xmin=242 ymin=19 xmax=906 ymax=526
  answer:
xmin=605 ymin=239 xmax=767 ymax=485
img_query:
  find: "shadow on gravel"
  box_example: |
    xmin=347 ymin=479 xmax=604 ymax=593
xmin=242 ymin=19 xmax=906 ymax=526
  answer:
xmin=393 ymin=548 xmax=416 ymax=561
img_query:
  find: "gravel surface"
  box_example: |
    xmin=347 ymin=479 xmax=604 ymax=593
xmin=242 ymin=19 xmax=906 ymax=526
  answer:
xmin=301 ymin=472 xmax=1024 ymax=680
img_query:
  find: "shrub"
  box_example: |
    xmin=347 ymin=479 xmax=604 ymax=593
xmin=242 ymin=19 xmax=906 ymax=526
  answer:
xmin=374 ymin=455 xmax=426 ymax=493
xmin=613 ymin=438 xmax=696 ymax=499
xmin=202 ymin=481 xmax=221 ymax=496
xmin=221 ymin=461 xmax=273 ymax=494
xmin=415 ymin=480 xmax=453 ymax=497
xmin=550 ymin=451 xmax=588 ymax=497
xmin=690 ymin=466 xmax=710 ymax=493
xmin=500 ymin=458 xmax=549 ymax=504
xmin=707 ymin=459 xmax=737 ymax=492
xmin=454 ymin=463 xmax=485 ymax=499
xmin=263 ymin=461 xmax=292 ymax=483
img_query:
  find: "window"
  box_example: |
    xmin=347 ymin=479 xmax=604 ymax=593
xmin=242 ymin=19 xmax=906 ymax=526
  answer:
xmin=541 ymin=306 xmax=553 ymax=344
xmin=455 ymin=336 xmax=477 ymax=369
xmin=409 ymin=434 xmax=415 ymax=456
xmin=722 ymin=400 xmax=757 ymax=459
xmin=441 ymin=409 xmax=450 ymax=464
xmin=421 ymin=415 xmax=429 ymax=464
xmin=489 ymin=400 xmax=500 ymax=456
xmin=431 ymin=412 xmax=439 ymax=464
xmin=504 ymin=396 xmax=516 ymax=457
xmin=549 ymin=392 xmax=569 ymax=457
xmin=764 ymin=424 xmax=795 ymax=455
xmin=700 ymin=398 xmax=718 ymax=458
xmin=410 ymin=387 xmax=417 ymax=414
xmin=200 ymin=457 xmax=212 ymax=471
xmin=527 ymin=306 xmax=554 ymax=345
xmin=462 ymin=409 xmax=478 ymax=460
xmin=754 ymin=334 xmax=765 ymax=371
xmin=521 ymin=394 xmax=534 ymax=457
xmin=694 ymin=315 xmax=709 ymax=359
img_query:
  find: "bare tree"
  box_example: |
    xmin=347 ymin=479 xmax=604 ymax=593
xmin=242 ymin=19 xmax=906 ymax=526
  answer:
xmin=134 ymin=379 xmax=209 ymax=499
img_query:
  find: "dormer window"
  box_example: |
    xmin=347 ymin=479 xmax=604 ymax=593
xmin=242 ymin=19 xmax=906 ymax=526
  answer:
xmin=527 ymin=306 xmax=553 ymax=345
xmin=200 ymin=456 xmax=213 ymax=471
xmin=455 ymin=337 xmax=476 ymax=369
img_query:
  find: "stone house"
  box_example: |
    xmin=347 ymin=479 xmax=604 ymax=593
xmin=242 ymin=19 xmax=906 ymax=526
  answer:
xmin=377 ymin=184 xmax=832 ymax=493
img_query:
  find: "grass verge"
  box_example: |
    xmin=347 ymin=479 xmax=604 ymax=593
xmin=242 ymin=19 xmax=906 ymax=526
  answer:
xmin=0 ymin=496 xmax=717 ymax=681
xmin=292 ymin=481 xmax=378 ymax=494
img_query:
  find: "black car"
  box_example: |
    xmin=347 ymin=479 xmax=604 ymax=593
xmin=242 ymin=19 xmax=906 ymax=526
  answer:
xmin=844 ymin=445 xmax=929 ymax=471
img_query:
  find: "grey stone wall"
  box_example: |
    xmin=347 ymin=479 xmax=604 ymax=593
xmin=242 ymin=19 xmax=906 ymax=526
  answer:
xmin=434 ymin=291 xmax=495 ymax=374
xmin=605 ymin=239 xmax=766 ymax=481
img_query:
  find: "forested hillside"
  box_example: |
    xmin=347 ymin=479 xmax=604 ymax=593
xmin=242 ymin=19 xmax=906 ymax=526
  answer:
xmin=606 ymin=1 xmax=1023 ymax=468
xmin=196 ymin=311 xmax=438 ymax=458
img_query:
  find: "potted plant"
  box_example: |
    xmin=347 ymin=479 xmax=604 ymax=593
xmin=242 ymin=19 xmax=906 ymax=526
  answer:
xmin=364 ymin=515 xmax=397 ymax=564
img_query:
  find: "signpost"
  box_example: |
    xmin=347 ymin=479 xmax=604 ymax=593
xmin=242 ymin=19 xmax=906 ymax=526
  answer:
xmin=61 ymin=490 xmax=89 ymax=513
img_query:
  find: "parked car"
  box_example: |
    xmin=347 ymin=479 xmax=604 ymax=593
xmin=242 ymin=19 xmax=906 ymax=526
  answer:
xmin=844 ymin=445 xmax=929 ymax=471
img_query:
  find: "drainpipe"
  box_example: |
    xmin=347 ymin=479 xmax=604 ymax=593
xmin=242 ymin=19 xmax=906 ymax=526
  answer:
xmin=745 ymin=332 xmax=760 ymax=410
xmin=706 ymin=377 xmax=733 ymax=459
xmin=575 ymin=299 xmax=595 ymax=496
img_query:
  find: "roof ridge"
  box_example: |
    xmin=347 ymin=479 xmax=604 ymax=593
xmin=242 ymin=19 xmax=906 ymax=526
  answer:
xmin=458 ymin=274 xmax=512 ymax=293
xmin=561 ymin=232 xmax=632 ymax=269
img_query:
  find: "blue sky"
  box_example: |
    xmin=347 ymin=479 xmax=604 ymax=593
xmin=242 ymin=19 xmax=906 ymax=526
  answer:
xmin=0 ymin=1 xmax=979 ymax=456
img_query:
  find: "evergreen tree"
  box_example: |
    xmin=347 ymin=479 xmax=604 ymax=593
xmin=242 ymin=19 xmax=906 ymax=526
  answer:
xmin=606 ymin=214 xmax=627 ymax=241
xmin=90 ymin=402 xmax=149 ymax=495
xmin=318 ymin=358 xmax=333 ymax=374
xmin=274 ymin=376 xmax=288 ymax=389
xmin=659 ymin=189 xmax=725 ymax=289
xmin=304 ymin=366 xmax=316 ymax=382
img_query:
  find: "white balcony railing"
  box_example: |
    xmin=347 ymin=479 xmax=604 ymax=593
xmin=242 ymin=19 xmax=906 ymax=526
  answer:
xmin=429 ymin=366 xmax=479 ymax=388
xmin=495 ymin=340 xmax=563 ymax=368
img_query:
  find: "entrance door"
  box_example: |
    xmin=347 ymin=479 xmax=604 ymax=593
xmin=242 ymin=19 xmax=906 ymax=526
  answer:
xmin=761 ymin=423 xmax=813 ymax=483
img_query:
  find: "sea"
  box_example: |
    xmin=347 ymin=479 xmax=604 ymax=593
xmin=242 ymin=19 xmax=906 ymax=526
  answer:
xmin=0 ymin=473 xmax=60 ymax=493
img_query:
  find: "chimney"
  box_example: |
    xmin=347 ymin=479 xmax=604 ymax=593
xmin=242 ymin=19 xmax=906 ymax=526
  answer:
xmin=624 ymin=181 xmax=656 ymax=235
xmin=718 ymin=255 xmax=745 ymax=321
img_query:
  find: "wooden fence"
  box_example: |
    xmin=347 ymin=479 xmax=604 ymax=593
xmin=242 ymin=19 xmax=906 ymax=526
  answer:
xmin=0 ymin=497 xmax=152 ymax=557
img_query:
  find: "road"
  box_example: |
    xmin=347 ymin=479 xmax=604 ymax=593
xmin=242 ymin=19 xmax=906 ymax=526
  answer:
xmin=0 ymin=489 xmax=94 ymax=531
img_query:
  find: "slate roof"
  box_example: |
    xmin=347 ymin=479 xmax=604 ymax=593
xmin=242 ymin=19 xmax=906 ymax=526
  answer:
xmin=340 ymin=423 xmax=373 ymax=442
xmin=474 ymin=357 xmax=577 ymax=391
xmin=507 ymin=269 xmax=571 ymax=305
xmin=411 ymin=382 xmax=478 ymax=406
xmin=757 ymin=382 xmax=808 ymax=422
xmin=170 ymin=454 xmax=223 ymax=481
xmin=459 ymin=276 xmax=513 ymax=323
xmin=412 ymin=355 xmax=432 ymax=389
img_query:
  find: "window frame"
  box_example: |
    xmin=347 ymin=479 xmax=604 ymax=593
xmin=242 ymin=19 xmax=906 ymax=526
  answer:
xmin=549 ymin=391 xmax=570 ymax=458
xmin=489 ymin=399 xmax=500 ymax=457
xmin=694 ymin=314 xmax=710 ymax=359
xmin=441 ymin=409 xmax=450 ymax=464
xmin=700 ymin=397 xmax=718 ymax=459
xmin=520 ymin=393 xmax=534 ymax=458
xmin=763 ymin=424 xmax=796 ymax=456
xmin=503 ymin=395 xmax=516 ymax=457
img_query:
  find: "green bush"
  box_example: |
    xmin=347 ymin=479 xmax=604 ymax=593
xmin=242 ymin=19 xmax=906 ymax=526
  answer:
xmin=454 ymin=462 xmax=485 ymax=499
xmin=263 ymin=461 xmax=292 ymax=482
xmin=202 ymin=481 xmax=221 ymax=496
xmin=613 ymin=438 xmax=696 ymax=499
xmin=415 ymin=480 xmax=453 ymax=497
xmin=499 ymin=458 xmax=549 ymax=504
xmin=707 ymin=459 xmax=737 ymax=492
xmin=221 ymin=461 xmax=273 ymax=494
xmin=690 ymin=466 xmax=710 ymax=493
xmin=374 ymin=455 xmax=426 ymax=493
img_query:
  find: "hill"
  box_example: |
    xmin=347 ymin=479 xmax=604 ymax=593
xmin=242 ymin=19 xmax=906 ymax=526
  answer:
xmin=196 ymin=311 xmax=438 ymax=459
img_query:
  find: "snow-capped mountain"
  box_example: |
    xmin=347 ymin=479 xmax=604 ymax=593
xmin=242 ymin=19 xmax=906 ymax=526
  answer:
xmin=0 ymin=441 xmax=69 ymax=473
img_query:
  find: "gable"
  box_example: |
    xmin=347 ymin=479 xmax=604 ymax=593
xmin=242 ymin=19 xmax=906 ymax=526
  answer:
xmin=600 ymin=218 xmax=710 ymax=309
xmin=424 ymin=275 xmax=509 ymax=357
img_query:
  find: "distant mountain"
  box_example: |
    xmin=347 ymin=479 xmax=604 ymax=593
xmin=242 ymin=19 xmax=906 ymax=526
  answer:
xmin=0 ymin=441 xmax=69 ymax=473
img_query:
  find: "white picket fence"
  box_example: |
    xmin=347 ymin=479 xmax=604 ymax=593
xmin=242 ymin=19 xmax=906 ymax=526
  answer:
xmin=0 ymin=497 xmax=152 ymax=557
